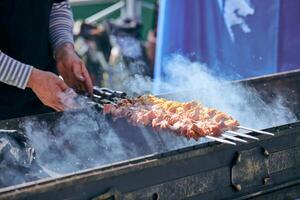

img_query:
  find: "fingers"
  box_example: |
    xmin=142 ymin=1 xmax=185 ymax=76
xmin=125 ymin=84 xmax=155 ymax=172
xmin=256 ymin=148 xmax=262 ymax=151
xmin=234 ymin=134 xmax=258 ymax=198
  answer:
xmin=49 ymin=92 xmax=68 ymax=112
xmin=57 ymin=79 xmax=69 ymax=91
xmin=52 ymin=80 xmax=73 ymax=111
xmin=58 ymin=54 xmax=93 ymax=94
xmin=57 ymin=88 xmax=80 ymax=110
xmin=49 ymin=93 xmax=77 ymax=112
xmin=81 ymin=63 xmax=93 ymax=95
xmin=71 ymin=62 xmax=86 ymax=93
xmin=32 ymin=70 xmax=78 ymax=112
xmin=72 ymin=62 xmax=85 ymax=82
xmin=51 ymin=104 xmax=64 ymax=112
xmin=46 ymin=98 xmax=64 ymax=112
xmin=72 ymin=62 xmax=93 ymax=95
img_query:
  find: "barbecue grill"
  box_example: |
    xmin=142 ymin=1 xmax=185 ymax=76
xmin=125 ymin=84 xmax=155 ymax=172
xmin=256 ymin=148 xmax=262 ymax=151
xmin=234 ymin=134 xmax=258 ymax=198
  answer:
xmin=0 ymin=70 xmax=300 ymax=200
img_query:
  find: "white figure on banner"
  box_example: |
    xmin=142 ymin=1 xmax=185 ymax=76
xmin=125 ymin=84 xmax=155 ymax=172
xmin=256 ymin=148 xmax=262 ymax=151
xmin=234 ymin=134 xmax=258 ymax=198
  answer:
xmin=220 ymin=0 xmax=255 ymax=41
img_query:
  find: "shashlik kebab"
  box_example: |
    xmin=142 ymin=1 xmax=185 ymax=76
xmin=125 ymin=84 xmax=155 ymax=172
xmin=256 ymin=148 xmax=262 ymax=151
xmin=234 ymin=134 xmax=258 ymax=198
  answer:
xmin=103 ymin=95 xmax=239 ymax=140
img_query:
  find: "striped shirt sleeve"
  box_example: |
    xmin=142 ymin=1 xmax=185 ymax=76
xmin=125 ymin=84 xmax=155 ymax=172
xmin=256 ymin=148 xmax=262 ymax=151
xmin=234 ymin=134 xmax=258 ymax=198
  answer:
xmin=0 ymin=50 xmax=33 ymax=89
xmin=49 ymin=0 xmax=74 ymax=56
xmin=0 ymin=1 xmax=73 ymax=89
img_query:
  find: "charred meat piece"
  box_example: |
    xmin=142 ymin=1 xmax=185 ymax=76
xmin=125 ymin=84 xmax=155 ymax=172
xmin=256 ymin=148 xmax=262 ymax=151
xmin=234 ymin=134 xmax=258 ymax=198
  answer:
xmin=103 ymin=95 xmax=239 ymax=140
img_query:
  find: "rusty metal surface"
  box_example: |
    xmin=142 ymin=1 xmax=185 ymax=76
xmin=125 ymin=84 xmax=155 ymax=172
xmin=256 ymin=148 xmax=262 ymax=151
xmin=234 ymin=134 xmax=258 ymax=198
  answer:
xmin=231 ymin=147 xmax=270 ymax=191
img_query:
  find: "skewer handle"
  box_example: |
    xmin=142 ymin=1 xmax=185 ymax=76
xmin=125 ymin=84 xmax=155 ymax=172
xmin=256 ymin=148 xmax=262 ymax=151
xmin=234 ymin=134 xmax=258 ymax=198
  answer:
xmin=0 ymin=129 xmax=18 ymax=133
xmin=206 ymin=136 xmax=236 ymax=145
xmin=226 ymin=130 xmax=259 ymax=140
xmin=237 ymin=126 xmax=274 ymax=136
xmin=222 ymin=133 xmax=248 ymax=143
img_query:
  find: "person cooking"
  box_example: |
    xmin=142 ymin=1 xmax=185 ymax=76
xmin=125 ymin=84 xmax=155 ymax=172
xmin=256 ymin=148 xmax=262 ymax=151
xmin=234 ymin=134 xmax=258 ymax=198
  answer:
xmin=0 ymin=0 xmax=93 ymax=120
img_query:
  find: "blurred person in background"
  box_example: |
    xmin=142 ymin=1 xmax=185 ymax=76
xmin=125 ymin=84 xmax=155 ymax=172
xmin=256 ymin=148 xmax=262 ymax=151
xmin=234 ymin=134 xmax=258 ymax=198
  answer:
xmin=75 ymin=18 xmax=152 ymax=91
xmin=0 ymin=0 xmax=93 ymax=120
xmin=75 ymin=22 xmax=112 ymax=86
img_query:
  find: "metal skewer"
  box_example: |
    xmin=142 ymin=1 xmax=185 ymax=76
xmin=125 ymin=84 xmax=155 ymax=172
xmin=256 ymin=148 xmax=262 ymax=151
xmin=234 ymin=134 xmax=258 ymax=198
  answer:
xmin=90 ymin=88 xmax=272 ymax=145
xmin=237 ymin=126 xmax=274 ymax=136
xmin=0 ymin=129 xmax=18 ymax=133
xmin=206 ymin=136 xmax=236 ymax=145
xmin=222 ymin=133 xmax=248 ymax=143
xmin=226 ymin=130 xmax=259 ymax=140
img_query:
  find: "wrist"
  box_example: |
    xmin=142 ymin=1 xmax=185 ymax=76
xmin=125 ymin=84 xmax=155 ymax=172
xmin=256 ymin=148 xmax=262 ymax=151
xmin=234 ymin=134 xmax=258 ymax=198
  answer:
xmin=27 ymin=68 xmax=39 ymax=89
xmin=55 ymin=42 xmax=75 ymax=61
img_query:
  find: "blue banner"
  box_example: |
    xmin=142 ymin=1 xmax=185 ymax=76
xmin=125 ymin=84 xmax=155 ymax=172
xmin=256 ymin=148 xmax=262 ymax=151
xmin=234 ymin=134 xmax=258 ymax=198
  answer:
xmin=154 ymin=0 xmax=300 ymax=91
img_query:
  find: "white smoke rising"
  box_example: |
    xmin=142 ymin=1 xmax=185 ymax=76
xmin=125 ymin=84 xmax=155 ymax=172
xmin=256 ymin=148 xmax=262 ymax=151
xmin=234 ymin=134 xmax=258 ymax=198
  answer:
xmin=116 ymin=36 xmax=143 ymax=58
xmin=23 ymin=105 xmax=141 ymax=175
xmin=122 ymin=74 xmax=153 ymax=95
xmin=21 ymin=54 xmax=296 ymax=178
xmin=22 ymin=95 xmax=199 ymax=176
xmin=123 ymin=54 xmax=296 ymax=129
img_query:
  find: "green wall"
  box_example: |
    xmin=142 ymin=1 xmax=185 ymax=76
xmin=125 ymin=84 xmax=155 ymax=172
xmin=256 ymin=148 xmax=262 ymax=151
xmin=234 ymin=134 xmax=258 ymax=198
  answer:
xmin=71 ymin=1 xmax=157 ymax=40
xmin=72 ymin=3 xmax=120 ymax=20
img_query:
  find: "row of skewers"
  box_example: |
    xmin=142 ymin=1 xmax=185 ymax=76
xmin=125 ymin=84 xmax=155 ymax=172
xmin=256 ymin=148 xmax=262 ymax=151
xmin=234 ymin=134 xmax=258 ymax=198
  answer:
xmin=101 ymin=94 xmax=274 ymax=145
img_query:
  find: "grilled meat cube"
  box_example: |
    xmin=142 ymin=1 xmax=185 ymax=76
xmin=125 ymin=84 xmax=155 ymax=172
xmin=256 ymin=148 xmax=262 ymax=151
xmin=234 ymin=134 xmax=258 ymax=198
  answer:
xmin=102 ymin=95 xmax=239 ymax=141
xmin=224 ymin=119 xmax=240 ymax=128
xmin=103 ymin=104 xmax=116 ymax=114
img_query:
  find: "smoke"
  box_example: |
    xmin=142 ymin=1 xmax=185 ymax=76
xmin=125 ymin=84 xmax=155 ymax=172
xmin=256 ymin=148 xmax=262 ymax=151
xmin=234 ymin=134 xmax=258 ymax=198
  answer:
xmin=122 ymin=74 xmax=153 ymax=95
xmin=17 ymin=54 xmax=296 ymax=181
xmin=21 ymin=94 xmax=199 ymax=177
xmin=116 ymin=36 xmax=143 ymax=59
xmin=122 ymin=54 xmax=296 ymax=129
xmin=23 ymin=104 xmax=142 ymax=176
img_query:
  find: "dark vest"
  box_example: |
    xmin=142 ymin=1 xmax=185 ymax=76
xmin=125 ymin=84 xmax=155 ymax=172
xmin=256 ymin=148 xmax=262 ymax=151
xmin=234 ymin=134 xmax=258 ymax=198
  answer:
xmin=0 ymin=0 xmax=61 ymax=120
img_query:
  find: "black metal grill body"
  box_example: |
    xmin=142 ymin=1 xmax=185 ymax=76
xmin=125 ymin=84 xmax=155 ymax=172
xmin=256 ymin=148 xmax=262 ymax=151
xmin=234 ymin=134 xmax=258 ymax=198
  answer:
xmin=0 ymin=122 xmax=299 ymax=200
xmin=0 ymin=70 xmax=300 ymax=199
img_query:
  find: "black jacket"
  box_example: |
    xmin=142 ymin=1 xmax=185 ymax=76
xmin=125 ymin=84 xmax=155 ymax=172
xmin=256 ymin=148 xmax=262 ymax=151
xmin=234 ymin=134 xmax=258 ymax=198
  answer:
xmin=0 ymin=0 xmax=65 ymax=120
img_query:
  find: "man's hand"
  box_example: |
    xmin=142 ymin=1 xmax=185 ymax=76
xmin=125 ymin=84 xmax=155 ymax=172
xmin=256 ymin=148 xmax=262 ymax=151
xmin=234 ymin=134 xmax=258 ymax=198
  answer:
xmin=27 ymin=68 xmax=76 ymax=111
xmin=55 ymin=43 xmax=93 ymax=95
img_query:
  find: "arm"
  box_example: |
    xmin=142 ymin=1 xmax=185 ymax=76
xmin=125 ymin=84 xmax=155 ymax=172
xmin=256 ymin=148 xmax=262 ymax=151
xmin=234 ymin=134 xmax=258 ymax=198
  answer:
xmin=0 ymin=50 xmax=71 ymax=111
xmin=0 ymin=50 xmax=32 ymax=89
xmin=0 ymin=1 xmax=77 ymax=111
xmin=49 ymin=1 xmax=93 ymax=94
xmin=49 ymin=0 xmax=74 ymax=55
xmin=0 ymin=1 xmax=73 ymax=90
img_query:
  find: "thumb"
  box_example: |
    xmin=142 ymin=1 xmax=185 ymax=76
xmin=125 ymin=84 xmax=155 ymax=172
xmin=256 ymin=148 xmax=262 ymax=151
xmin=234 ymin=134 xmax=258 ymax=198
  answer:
xmin=73 ymin=64 xmax=85 ymax=82
xmin=57 ymin=79 xmax=69 ymax=91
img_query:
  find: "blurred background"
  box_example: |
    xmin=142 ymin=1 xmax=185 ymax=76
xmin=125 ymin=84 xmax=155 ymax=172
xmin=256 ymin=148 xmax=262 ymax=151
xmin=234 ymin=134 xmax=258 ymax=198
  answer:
xmin=71 ymin=0 xmax=158 ymax=91
xmin=70 ymin=0 xmax=300 ymax=92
